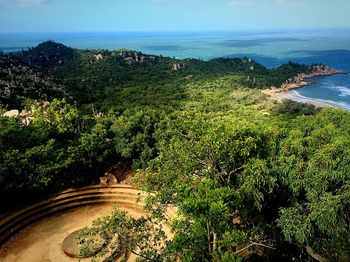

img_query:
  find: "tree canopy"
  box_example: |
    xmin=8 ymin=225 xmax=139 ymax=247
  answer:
xmin=0 ymin=41 xmax=349 ymax=261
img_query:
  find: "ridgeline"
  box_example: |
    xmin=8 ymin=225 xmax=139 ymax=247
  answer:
xmin=2 ymin=40 xmax=315 ymax=109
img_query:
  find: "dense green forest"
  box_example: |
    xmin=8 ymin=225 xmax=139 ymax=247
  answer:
xmin=1 ymin=41 xmax=349 ymax=261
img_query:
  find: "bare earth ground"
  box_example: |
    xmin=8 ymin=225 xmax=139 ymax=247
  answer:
xmin=0 ymin=203 xmax=144 ymax=262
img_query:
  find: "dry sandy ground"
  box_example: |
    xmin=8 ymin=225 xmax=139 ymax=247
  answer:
xmin=0 ymin=203 xmax=144 ymax=262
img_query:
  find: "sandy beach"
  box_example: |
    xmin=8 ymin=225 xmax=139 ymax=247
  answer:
xmin=262 ymin=66 xmax=350 ymax=111
xmin=272 ymin=90 xmax=350 ymax=111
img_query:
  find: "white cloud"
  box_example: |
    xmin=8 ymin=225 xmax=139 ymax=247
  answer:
xmin=228 ymin=0 xmax=304 ymax=8
xmin=276 ymin=0 xmax=304 ymax=7
xmin=228 ymin=1 xmax=252 ymax=7
xmin=0 ymin=0 xmax=53 ymax=8
xmin=150 ymin=0 xmax=200 ymax=3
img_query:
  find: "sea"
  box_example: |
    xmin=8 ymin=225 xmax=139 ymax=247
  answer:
xmin=1 ymin=30 xmax=350 ymax=109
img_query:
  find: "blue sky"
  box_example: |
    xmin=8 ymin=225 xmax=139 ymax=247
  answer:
xmin=0 ymin=0 xmax=349 ymax=32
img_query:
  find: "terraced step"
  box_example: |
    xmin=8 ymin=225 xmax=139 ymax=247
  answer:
xmin=0 ymin=186 xmax=143 ymax=224
xmin=0 ymin=189 xmax=143 ymax=230
xmin=0 ymin=185 xmax=146 ymax=245
xmin=0 ymin=194 xmax=141 ymax=235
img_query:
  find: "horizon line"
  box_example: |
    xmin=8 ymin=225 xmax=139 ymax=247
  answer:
xmin=1 ymin=27 xmax=350 ymax=34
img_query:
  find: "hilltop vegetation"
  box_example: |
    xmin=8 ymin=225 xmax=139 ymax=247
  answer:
xmin=19 ymin=41 xmax=75 ymax=72
xmin=0 ymin=41 xmax=349 ymax=261
xmin=5 ymin=41 xmax=312 ymax=110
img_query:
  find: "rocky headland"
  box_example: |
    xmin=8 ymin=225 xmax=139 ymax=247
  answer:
xmin=262 ymin=65 xmax=348 ymax=96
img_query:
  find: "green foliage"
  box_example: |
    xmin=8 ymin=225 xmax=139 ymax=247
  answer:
xmin=276 ymin=108 xmax=350 ymax=261
xmin=111 ymin=108 xmax=164 ymax=168
xmin=0 ymin=104 xmax=165 ymax=208
xmin=145 ymin=111 xmax=279 ymax=206
xmin=14 ymin=41 xmax=307 ymax=110
xmin=78 ymin=208 xmax=167 ymax=262
xmin=137 ymin=111 xmax=284 ymax=260
xmin=166 ymin=178 xmax=247 ymax=261
xmin=272 ymin=99 xmax=320 ymax=115
xmin=32 ymin=98 xmax=80 ymax=134
xmin=20 ymin=40 xmax=75 ymax=72
xmin=270 ymin=61 xmax=312 ymax=86
xmin=2 ymin=41 xmax=350 ymax=261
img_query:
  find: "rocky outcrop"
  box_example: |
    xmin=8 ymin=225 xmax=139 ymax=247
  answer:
xmin=3 ymin=110 xmax=19 ymax=118
xmin=264 ymin=65 xmax=347 ymax=95
xmin=123 ymin=52 xmax=146 ymax=65
xmin=172 ymin=63 xmax=184 ymax=71
xmin=100 ymin=163 xmax=134 ymax=185
xmin=2 ymin=102 xmax=53 ymax=126
xmin=99 ymin=174 xmax=118 ymax=186
xmin=0 ymin=55 xmax=65 ymax=107
xmin=94 ymin=53 xmax=103 ymax=61
xmin=3 ymin=107 xmax=34 ymax=126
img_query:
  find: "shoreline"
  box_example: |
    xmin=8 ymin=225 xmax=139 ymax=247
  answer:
xmin=262 ymin=66 xmax=349 ymax=110
xmin=274 ymin=90 xmax=350 ymax=111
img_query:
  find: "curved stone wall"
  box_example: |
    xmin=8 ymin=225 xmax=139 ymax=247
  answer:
xmin=0 ymin=184 xmax=145 ymax=245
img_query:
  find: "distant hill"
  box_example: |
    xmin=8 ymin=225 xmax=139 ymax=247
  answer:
xmin=2 ymin=41 xmax=313 ymax=109
xmin=18 ymin=41 xmax=76 ymax=72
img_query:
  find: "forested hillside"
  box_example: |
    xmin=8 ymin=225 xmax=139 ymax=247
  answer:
xmin=0 ymin=54 xmax=65 ymax=108
xmin=0 ymin=41 xmax=348 ymax=262
xmin=7 ymin=41 xmax=312 ymax=110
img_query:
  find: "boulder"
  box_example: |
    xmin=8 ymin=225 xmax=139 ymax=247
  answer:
xmin=3 ymin=110 xmax=19 ymax=118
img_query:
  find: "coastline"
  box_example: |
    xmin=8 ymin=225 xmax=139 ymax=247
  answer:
xmin=273 ymin=90 xmax=350 ymax=111
xmin=262 ymin=66 xmax=349 ymax=110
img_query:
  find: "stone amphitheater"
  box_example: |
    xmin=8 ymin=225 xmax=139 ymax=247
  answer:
xmin=0 ymin=184 xmax=147 ymax=262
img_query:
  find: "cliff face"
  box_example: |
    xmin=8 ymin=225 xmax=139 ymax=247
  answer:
xmin=0 ymin=55 xmax=65 ymax=108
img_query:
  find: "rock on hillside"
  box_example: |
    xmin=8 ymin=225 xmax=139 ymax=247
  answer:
xmin=0 ymin=54 xmax=66 ymax=108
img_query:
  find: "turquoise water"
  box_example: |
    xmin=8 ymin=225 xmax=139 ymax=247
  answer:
xmin=1 ymin=30 xmax=350 ymax=107
xmin=295 ymin=74 xmax=350 ymax=110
